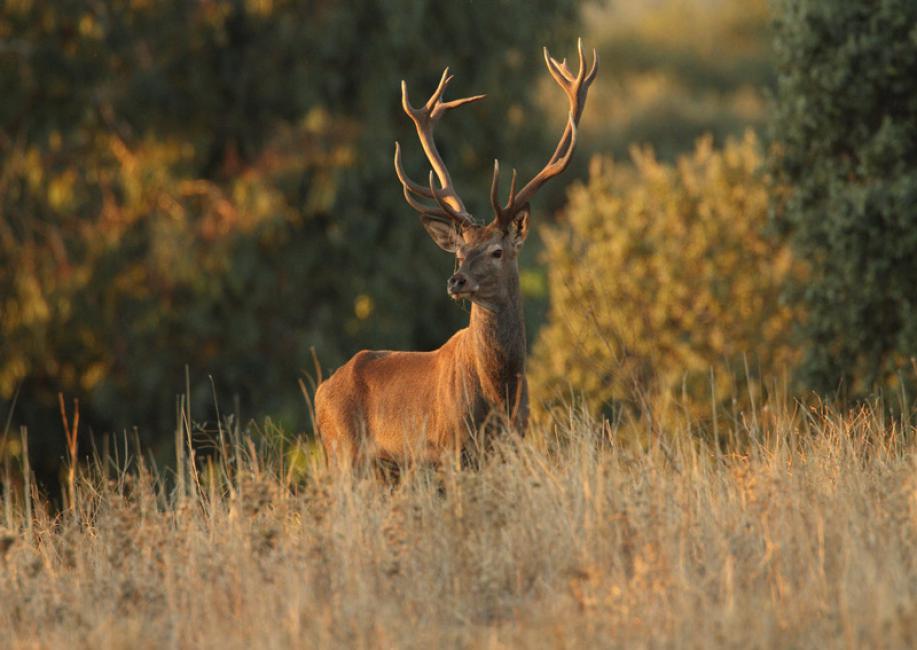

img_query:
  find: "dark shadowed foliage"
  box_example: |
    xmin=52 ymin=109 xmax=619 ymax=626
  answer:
xmin=0 ymin=0 xmax=577 ymax=487
xmin=770 ymin=0 xmax=917 ymax=396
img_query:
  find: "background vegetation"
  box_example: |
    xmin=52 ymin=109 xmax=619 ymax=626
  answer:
xmin=575 ymin=0 xmax=773 ymax=161
xmin=529 ymin=132 xmax=798 ymax=424
xmin=770 ymin=0 xmax=917 ymax=395
xmin=1 ymin=0 xmax=578 ymax=483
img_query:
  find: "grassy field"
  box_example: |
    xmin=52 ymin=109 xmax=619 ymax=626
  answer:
xmin=2 ymin=397 xmax=917 ymax=649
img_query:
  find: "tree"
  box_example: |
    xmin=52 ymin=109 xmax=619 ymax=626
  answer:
xmin=0 ymin=0 xmax=577 ymax=485
xmin=770 ymin=0 xmax=917 ymax=394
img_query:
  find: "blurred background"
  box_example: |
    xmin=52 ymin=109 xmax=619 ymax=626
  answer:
xmin=3 ymin=0 xmax=916 ymax=491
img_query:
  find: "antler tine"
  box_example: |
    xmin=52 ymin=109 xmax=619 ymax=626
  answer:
xmin=576 ymin=37 xmax=585 ymax=82
xmin=396 ymin=69 xmax=483 ymax=229
xmin=490 ymin=160 xmax=518 ymax=223
xmin=394 ymin=141 xmax=435 ymax=199
xmin=400 ymin=182 xmax=454 ymax=222
xmin=542 ymin=115 xmax=578 ymax=179
xmin=507 ymin=168 xmax=518 ymax=207
xmin=394 ymin=142 xmax=467 ymax=223
xmin=425 ymin=68 xmax=453 ymax=111
xmin=437 ymin=94 xmax=488 ymax=114
xmin=489 ymin=160 xmax=502 ymax=217
xmin=428 ymin=171 xmax=467 ymax=223
xmin=494 ymin=40 xmax=597 ymax=226
xmin=395 ymin=140 xmax=485 ymax=219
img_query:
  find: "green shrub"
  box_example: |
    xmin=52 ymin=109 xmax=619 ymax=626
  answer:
xmin=770 ymin=0 xmax=917 ymax=394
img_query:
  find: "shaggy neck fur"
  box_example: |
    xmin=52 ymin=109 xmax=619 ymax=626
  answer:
xmin=464 ymin=269 xmax=526 ymax=409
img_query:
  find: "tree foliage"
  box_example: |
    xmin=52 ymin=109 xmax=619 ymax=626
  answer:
xmin=770 ymin=0 xmax=917 ymax=394
xmin=529 ymin=133 xmax=797 ymax=422
xmin=0 ymin=0 xmax=577 ymax=478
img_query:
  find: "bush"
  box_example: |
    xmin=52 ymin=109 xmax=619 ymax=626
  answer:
xmin=770 ymin=0 xmax=917 ymax=394
xmin=529 ymin=133 xmax=797 ymax=424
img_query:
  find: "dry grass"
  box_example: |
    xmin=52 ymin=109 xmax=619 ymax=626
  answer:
xmin=2 ymin=399 xmax=917 ymax=649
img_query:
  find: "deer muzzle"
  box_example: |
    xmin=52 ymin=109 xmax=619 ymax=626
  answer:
xmin=447 ymin=272 xmax=478 ymax=300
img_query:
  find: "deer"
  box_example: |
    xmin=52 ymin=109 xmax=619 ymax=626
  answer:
xmin=314 ymin=40 xmax=597 ymax=469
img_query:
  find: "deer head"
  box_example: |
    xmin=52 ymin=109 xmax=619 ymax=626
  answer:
xmin=394 ymin=40 xmax=598 ymax=312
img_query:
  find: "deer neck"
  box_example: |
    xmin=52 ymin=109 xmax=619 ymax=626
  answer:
xmin=462 ymin=275 xmax=526 ymax=405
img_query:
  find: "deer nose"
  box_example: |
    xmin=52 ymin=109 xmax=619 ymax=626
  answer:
xmin=448 ymin=273 xmax=468 ymax=292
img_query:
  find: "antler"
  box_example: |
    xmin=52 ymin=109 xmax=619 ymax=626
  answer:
xmin=491 ymin=38 xmax=598 ymax=227
xmin=394 ymin=68 xmax=485 ymax=230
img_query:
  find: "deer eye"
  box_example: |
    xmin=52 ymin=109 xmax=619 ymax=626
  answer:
xmin=492 ymin=249 xmax=503 ymax=259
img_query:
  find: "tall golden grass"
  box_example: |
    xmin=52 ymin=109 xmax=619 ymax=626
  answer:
xmin=2 ymin=394 xmax=917 ymax=648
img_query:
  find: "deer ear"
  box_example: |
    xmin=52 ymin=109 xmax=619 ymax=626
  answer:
xmin=421 ymin=216 xmax=462 ymax=252
xmin=507 ymin=205 xmax=529 ymax=250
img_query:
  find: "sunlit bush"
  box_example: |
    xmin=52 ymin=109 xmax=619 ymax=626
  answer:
xmin=529 ymin=132 xmax=798 ymax=424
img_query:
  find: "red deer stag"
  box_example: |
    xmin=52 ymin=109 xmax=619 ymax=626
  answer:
xmin=315 ymin=41 xmax=597 ymax=468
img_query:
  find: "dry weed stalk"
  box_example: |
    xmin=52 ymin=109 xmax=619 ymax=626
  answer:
xmin=58 ymin=393 xmax=80 ymax=513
